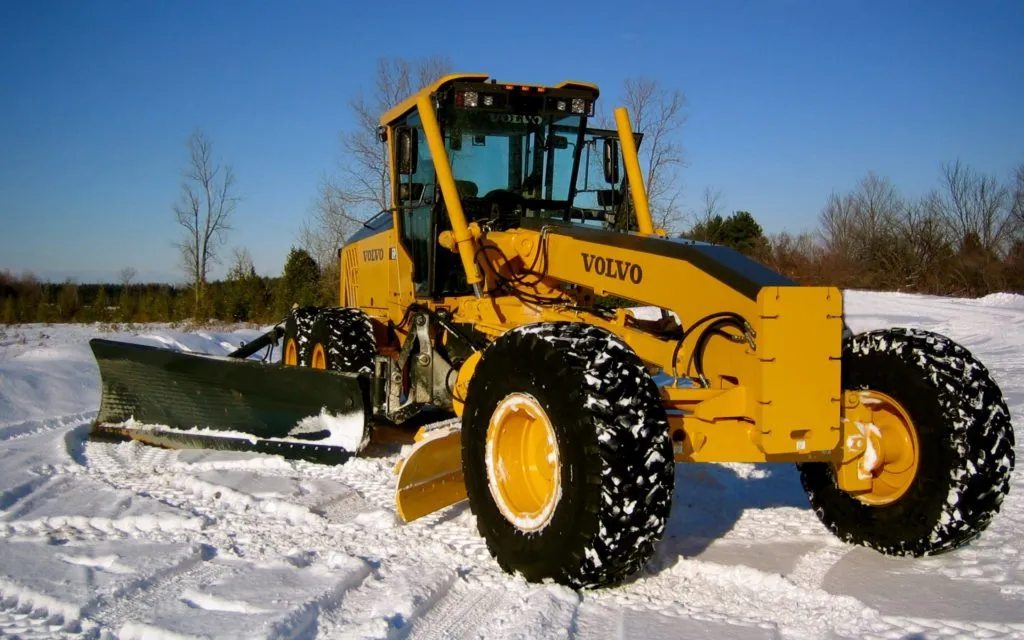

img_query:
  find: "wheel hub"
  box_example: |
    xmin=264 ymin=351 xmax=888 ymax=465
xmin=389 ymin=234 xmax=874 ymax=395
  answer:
xmin=485 ymin=392 xmax=560 ymax=531
xmin=844 ymin=390 xmax=920 ymax=505
xmin=284 ymin=339 xmax=298 ymax=366
xmin=311 ymin=344 xmax=326 ymax=370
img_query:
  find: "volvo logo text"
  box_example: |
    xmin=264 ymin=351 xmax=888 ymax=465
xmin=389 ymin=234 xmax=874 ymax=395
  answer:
xmin=488 ymin=113 xmax=544 ymax=125
xmin=581 ymin=252 xmax=643 ymax=284
xmin=363 ymin=248 xmax=385 ymax=262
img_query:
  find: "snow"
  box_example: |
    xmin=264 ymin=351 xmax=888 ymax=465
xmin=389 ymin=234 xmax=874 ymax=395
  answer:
xmin=289 ymin=407 xmax=367 ymax=452
xmin=0 ymin=291 xmax=1021 ymax=638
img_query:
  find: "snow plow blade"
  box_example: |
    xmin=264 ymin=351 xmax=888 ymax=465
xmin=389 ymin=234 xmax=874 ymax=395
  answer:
xmin=88 ymin=337 xmax=371 ymax=463
xmin=395 ymin=424 xmax=466 ymax=522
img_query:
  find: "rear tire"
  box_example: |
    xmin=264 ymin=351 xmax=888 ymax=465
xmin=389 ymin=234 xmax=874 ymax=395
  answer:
xmin=462 ymin=322 xmax=675 ymax=589
xmin=283 ymin=306 xmax=319 ymax=367
xmin=798 ymin=327 xmax=1015 ymax=556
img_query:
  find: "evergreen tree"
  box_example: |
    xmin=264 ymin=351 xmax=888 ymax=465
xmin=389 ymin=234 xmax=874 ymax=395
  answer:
xmin=686 ymin=210 xmax=766 ymax=256
xmin=276 ymin=247 xmax=321 ymax=315
xmin=92 ymin=287 xmax=110 ymax=322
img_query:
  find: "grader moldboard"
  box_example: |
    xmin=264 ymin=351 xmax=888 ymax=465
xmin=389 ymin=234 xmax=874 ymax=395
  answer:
xmin=90 ymin=73 xmax=1016 ymax=590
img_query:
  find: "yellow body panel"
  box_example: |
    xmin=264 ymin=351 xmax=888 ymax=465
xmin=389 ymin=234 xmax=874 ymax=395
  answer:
xmin=340 ymin=233 xmax=391 ymax=313
xmin=395 ymin=429 xmax=466 ymax=522
xmin=755 ymin=286 xmax=844 ymax=455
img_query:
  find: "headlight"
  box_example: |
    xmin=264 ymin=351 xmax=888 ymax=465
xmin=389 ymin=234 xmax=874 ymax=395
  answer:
xmin=463 ymin=91 xmax=479 ymax=108
xmin=482 ymin=94 xmax=494 ymax=107
xmin=571 ymin=98 xmax=587 ymax=114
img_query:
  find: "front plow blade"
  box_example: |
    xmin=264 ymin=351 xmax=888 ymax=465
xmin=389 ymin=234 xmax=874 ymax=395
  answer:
xmin=89 ymin=338 xmax=370 ymax=461
xmin=395 ymin=424 xmax=466 ymax=522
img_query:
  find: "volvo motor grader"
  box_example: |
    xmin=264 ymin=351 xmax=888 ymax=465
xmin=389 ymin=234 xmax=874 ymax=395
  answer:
xmin=90 ymin=73 xmax=1015 ymax=589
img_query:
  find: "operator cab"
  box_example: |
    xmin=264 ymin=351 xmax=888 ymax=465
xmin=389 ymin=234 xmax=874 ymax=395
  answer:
xmin=390 ymin=77 xmax=635 ymax=298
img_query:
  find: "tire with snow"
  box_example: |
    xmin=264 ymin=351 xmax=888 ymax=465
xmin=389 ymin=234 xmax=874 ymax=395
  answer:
xmin=798 ymin=327 xmax=1015 ymax=556
xmin=308 ymin=307 xmax=376 ymax=375
xmin=282 ymin=306 xmax=319 ymax=367
xmin=461 ymin=322 xmax=675 ymax=589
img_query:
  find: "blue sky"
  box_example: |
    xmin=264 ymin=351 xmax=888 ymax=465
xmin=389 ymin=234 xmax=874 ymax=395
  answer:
xmin=1 ymin=0 xmax=1022 ymax=283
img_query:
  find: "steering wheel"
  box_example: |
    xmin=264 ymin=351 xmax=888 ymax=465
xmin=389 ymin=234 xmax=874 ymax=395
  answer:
xmin=479 ymin=189 xmax=526 ymax=228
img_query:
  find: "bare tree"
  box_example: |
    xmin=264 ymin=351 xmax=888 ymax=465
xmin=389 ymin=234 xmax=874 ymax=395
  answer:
xmin=819 ymin=172 xmax=904 ymax=256
xmin=227 ymin=247 xmax=255 ymax=280
xmin=762 ymin=231 xmax=825 ymax=283
xmin=620 ymin=77 xmax=688 ymax=233
xmin=692 ymin=186 xmax=724 ymax=228
xmin=173 ymin=129 xmax=239 ymax=313
xmin=118 ymin=266 xmax=137 ymax=288
xmin=301 ymin=176 xmax=372 ymax=269
xmin=333 ymin=56 xmax=451 ymax=215
xmin=1012 ymin=163 xmax=1024 ymax=228
xmin=925 ymin=159 xmax=1014 ymax=256
xmin=817 ymin=172 xmax=912 ymax=288
xmin=896 ymin=199 xmax=953 ymax=292
xmin=302 ymin=56 xmax=452 ymax=269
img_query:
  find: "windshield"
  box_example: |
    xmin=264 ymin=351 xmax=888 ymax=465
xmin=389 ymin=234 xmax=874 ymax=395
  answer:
xmin=444 ymin=111 xmax=583 ymax=210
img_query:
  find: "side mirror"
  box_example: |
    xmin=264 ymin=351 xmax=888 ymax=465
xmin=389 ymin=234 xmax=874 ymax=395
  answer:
xmin=398 ymin=128 xmax=418 ymax=175
xmin=602 ymin=138 xmax=620 ymax=184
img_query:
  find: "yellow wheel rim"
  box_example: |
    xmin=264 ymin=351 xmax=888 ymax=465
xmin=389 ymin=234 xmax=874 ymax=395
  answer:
xmin=485 ymin=393 xmax=560 ymax=531
xmin=311 ymin=344 xmax=327 ymax=370
xmin=284 ymin=338 xmax=298 ymax=366
xmin=846 ymin=390 xmax=921 ymax=506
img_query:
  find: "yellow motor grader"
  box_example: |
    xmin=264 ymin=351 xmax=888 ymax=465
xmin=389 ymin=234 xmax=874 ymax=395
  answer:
xmin=90 ymin=73 xmax=1015 ymax=589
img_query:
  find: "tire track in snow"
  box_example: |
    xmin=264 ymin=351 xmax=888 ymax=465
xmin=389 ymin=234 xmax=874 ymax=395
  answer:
xmin=785 ymin=543 xmax=853 ymax=589
xmin=404 ymin=581 xmax=508 ymax=640
xmin=867 ymin=616 xmax=1024 ymax=639
xmin=588 ymin=557 xmax=894 ymax=639
xmin=82 ymin=440 xmax=495 ymax=588
xmin=0 ymin=411 xmax=96 ymax=442
xmin=316 ymin=561 xmax=459 ymax=639
xmin=467 ymin=579 xmax=580 ymax=640
xmin=77 ymin=438 xmax=861 ymax=639
xmin=77 ymin=428 xmax=1024 ymax=640
xmin=0 ymin=512 xmax=204 ymax=544
xmin=0 ymin=580 xmax=86 ymax=639
xmin=263 ymin=559 xmax=375 ymax=640
xmin=82 ymin=439 xmax=514 ymax=639
xmin=78 ymin=547 xmax=228 ymax=637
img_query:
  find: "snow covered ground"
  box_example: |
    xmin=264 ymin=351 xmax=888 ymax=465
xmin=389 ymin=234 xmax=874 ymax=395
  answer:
xmin=0 ymin=291 xmax=1022 ymax=639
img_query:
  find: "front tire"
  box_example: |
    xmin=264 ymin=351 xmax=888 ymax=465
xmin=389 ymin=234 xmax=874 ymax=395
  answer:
xmin=462 ymin=322 xmax=675 ymax=589
xmin=308 ymin=307 xmax=376 ymax=375
xmin=798 ymin=327 xmax=1015 ymax=556
xmin=307 ymin=307 xmax=376 ymax=451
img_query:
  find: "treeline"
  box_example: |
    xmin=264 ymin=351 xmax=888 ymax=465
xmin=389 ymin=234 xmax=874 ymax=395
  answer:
xmin=686 ymin=161 xmax=1024 ymax=296
xmin=0 ymin=248 xmax=330 ymax=325
xmin=4 ymin=160 xmax=1021 ymax=325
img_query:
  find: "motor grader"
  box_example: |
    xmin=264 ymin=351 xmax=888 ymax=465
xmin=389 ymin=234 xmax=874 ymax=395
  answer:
xmin=90 ymin=73 xmax=1016 ymax=590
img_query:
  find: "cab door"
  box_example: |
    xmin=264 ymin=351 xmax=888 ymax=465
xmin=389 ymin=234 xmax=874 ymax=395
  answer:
xmin=392 ymin=113 xmax=436 ymax=304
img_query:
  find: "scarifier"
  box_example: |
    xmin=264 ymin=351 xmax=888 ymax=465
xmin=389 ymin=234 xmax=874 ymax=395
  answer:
xmin=90 ymin=74 xmax=1017 ymax=589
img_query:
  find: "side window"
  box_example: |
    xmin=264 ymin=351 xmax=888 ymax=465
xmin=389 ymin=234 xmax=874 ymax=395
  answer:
xmin=396 ymin=112 xmax=433 ymax=296
xmin=397 ymin=113 xmax=433 ymax=207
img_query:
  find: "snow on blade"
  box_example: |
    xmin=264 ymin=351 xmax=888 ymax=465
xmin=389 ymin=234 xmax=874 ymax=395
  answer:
xmin=288 ymin=407 xmax=367 ymax=452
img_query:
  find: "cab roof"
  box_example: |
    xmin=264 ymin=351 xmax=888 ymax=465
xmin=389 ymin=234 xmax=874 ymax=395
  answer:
xmin=379 ymin=73 xmax=600 ymax=126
